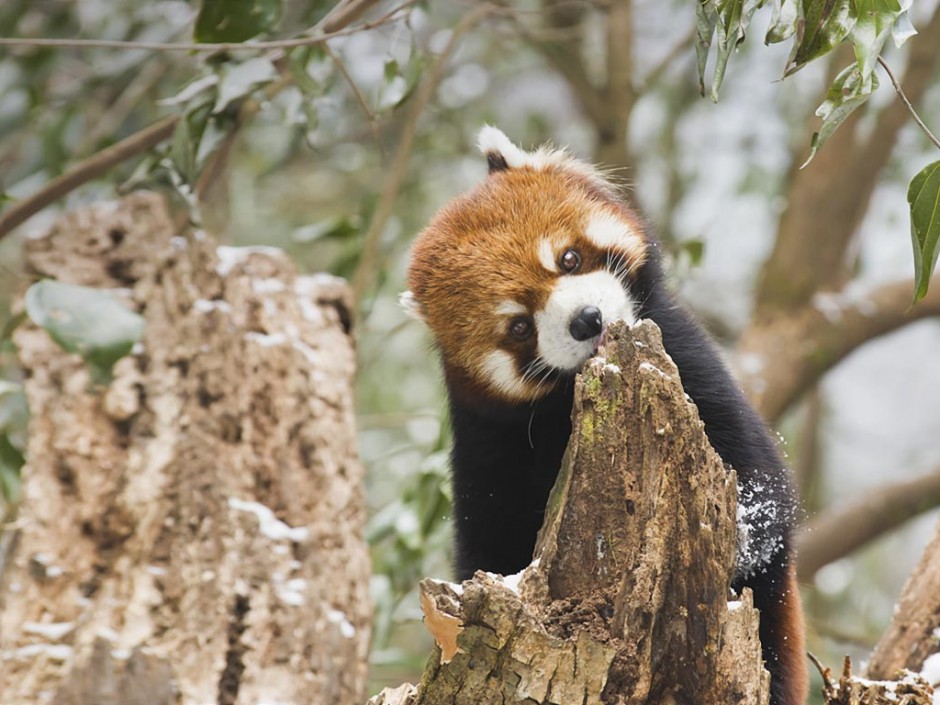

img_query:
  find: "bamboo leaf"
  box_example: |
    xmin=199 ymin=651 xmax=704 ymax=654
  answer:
xmin=766 ymin=0 xmax=798 ymax=44
xmin=194 ymin=0 xmax=281 ymax=43
xmin=908 ymin=160 xmax=940 ymax=302
xmin=849 ymin=0 xmax=902 ymax=79
xmin=786 ymin=0 xmax=855 ymax=75
xmin=803 ymin=63 xmax=877 ymax=167
xmin=213 ymin=56 xmax=278 ymax=114
xmin=709 ymin=0 xmax=763 ymax=100
xmin=695 ymin=0 xmax=719 ymax=97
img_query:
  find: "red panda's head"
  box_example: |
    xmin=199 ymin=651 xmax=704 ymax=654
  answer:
xmin=404 ymin=127 xmax=649 ymax=405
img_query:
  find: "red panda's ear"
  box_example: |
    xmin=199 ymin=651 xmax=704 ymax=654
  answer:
xmin=477 ymin=125 xmax=525 ymax=174
xmin=399 ymin=290 xmax=426 ymax=323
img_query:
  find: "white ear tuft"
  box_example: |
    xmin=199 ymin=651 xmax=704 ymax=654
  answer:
xmin=476 ymin=125 xmax=527 ymax=170
xmin=399 ymin=290 xmax=426 ymax=322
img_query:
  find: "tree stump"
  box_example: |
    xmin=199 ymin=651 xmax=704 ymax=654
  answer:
xmin=370 ymin=320 xmax=770 ymax=705
xmin=0 ymin=193 xmax=371 ymax=705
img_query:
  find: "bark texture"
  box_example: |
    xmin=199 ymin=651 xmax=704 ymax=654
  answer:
xmin=866 ymin=518 xmax=940 ymax=681
xmin=370 ymin=320 xmax=770 ymax=705
xmin=0 ymin=193 xmax=371 ymax=705
xmin=817 ymin=657 xmax=934 ymax=705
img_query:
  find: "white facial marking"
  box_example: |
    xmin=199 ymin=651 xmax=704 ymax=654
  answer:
xmin=534 ymin=271 xmax=635 ymax=371
xmin=480 ymin=349 xmax=527 ymax=399
xmin=585 ymin=210 xmax=642 ymax=252
xmin=496 ymin=299 xmax=527 ymax=317
xmin=538 ymin=239 xmax=557 ymax=273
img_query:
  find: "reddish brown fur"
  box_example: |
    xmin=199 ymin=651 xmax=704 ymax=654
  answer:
xmin=408 ymin=165 xmax=647 ymax=404
xmin=776 ymin=566 xmax=809 ymax=704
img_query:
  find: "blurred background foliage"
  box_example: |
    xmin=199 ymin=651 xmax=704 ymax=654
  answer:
xmin=1 ymin=0 xmax=940 ymax=701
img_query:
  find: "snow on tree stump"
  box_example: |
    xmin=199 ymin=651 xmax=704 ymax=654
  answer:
xmin=0 ymin=193 xmax=371 ymax=705
xmin=370 ymin=320 xmax=771 ymax=705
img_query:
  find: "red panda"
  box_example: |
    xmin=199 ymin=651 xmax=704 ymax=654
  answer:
xmin=403 ymin=126 xmax=807 ymax=705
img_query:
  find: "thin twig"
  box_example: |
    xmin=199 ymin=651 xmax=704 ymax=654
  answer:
xmin=0 ymin=1 xmax=414 ymax=53
xmin=320 ymin=0 xmax=386 ymax=33
xmin=324 ymin=44 xmax=386 ymax=160
xmin=351 ymin=4 xmax=494 ymax=304
xmin=878 ymin=55 xmax=940 ymax=151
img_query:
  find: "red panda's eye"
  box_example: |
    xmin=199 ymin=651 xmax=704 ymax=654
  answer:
xmin=560 ymin=249 xmax=581 ymax=273
xmin=509 ymin=316 xmax=533 ymax=341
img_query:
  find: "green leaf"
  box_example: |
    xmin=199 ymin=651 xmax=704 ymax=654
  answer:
xmin=213 ymin=56 xmax=278 ymax=114
xmin=709 ymin=0 xmax=763 ymax=100
xmin=803 ymin=63 xmax=877 ymax=167
xmin=695 ymin=0 xmax=719 ymax=96
xmin=680 ymin=238 xmax=706 ymax=266
xmin=158 ymin=74 xmax=220 ymax=107
xmin=292 ymin=215 xmax=360 ymax=243
xmin=849 ymin=0 xmax=902 ymax=79
xmin=0 ymin=433 xmax=23 ymax=504
xmin=892 ymin=3 xmax=917 ymax=47
xmin=908 ymin=160 xmax=940 ymax=302
xmin=194 ymin=0 xmax=281 ymax=43
xmin=786 ymin=0 xmax=855 ymax=75
xmin=24 ymin=281 xmax=144 ymax=377
xmin=766 ymin=0 xmax=798 ymax=44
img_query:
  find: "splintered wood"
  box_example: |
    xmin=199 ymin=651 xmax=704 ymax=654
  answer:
xmin=0 ymin=193 xmax=371 ymax=705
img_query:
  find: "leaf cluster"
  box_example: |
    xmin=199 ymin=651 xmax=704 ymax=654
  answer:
xmin=698 ymin=0 xmax=938 ymax=300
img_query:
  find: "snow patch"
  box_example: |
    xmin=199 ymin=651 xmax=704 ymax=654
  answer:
xmin=22 ymin=622 xmax=75 ymax=640
xmin=194 ymin=298 xmax=232 ymax=314
xmin=327 ymin=609 xmax=356 ymax=638
xmin=245 ymin=331 xmax=288 ymax=348
xmin=228 ymin=498 xmax=309 ymax=542
xmin=277 ymin=578 xmax=307 ymax=607
xmin=6 ymin=644 xmax=73 ymax=661
xmin=639 ymin=361 xmax=670 ymax=379
xmin=216 ymin=245 xmax=284 ymax=277
xmin=252 ymin=278 xmax=286 ymax=294
xmin=921 ymin=652 xmax=940 ymax=685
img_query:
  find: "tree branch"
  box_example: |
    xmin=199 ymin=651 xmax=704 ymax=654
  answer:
xmin=0 ymin=115 xmax=180 ymax=239
xmin=737 ymin=277 xmax=940 ymax=423
xmin=795 ymin=465 xmax=940 ymax=582
xmin=595 ymin=0 xmax=633 ymax=170
xmin=866 ymin=517 xmax=940 ymax=679
xmin=0 ymin=2 xmax=414 ymax=53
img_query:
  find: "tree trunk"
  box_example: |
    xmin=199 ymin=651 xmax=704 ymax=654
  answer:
xmin=0 ymin=193 xmax=371 ymax=705
xmin=369 ymin=320 xmax=771 ymax=705
xmin=866 ymin=518 xmax=940 ymax=681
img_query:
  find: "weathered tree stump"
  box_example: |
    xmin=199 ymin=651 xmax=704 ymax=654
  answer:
xmin=370 ymin=320 xmax=770 ymax=705
xmin=0 ymin=193 xmax=371 ymax=705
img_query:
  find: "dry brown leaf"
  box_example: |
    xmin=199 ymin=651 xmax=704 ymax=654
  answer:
xmin=420 ymin=591 xmax=464 ymax=664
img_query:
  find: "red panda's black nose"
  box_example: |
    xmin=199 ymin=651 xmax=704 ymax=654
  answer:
xmin=569 ymin=306 xmax=603 ymax=341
